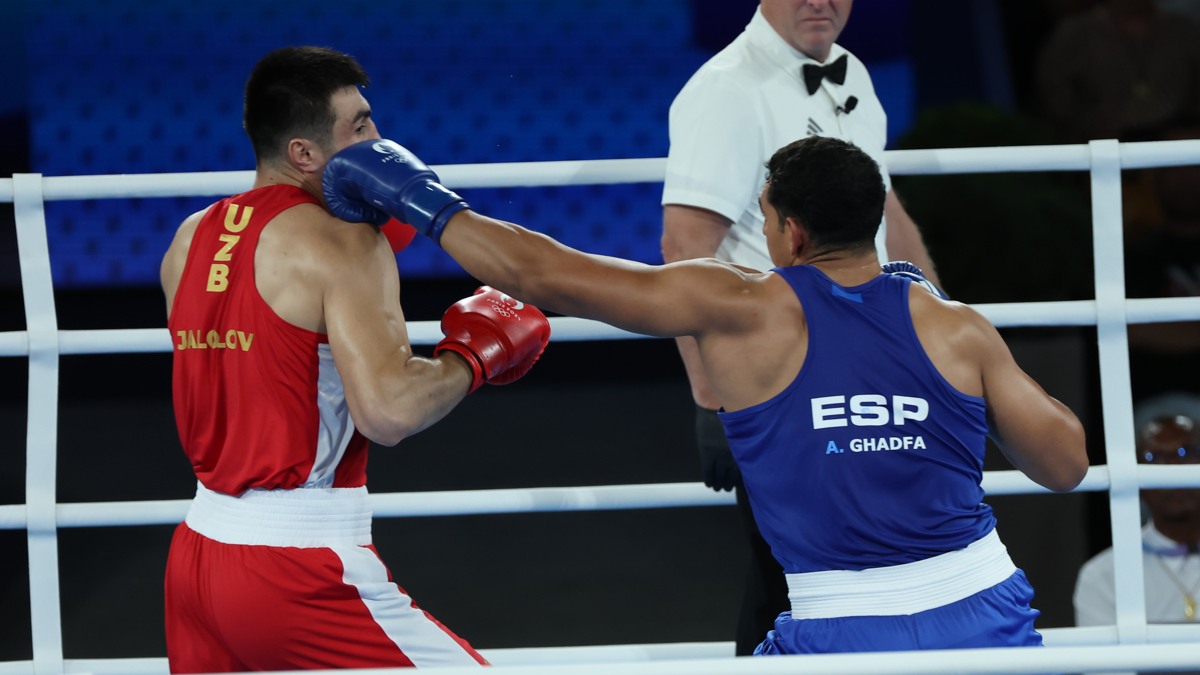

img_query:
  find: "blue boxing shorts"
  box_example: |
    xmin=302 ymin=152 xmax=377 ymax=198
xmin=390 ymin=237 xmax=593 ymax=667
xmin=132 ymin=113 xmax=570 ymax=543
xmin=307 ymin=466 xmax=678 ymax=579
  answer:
xmin=754 ymin=569 xmax=1043 ymax=654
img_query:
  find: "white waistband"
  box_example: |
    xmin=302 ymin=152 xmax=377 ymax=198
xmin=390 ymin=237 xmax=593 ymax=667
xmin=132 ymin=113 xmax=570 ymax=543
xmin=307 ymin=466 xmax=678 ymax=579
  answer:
xmin=185 ymin=482 xmax=373 ymax=548
xmin=786 ymin=529 xmax=1016 ymax=618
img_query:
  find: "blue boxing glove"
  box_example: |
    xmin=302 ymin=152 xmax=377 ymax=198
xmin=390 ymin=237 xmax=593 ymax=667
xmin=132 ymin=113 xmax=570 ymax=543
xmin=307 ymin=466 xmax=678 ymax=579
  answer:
xmin=323 ymin=139 xmax=469 ymax=244
xmin=881 ymin=260 xmax=948 ymax=300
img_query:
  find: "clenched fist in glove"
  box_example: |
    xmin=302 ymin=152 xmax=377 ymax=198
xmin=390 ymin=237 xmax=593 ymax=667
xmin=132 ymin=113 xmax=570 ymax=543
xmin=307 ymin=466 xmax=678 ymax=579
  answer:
xmin=323 ymin=139 xmax=469 ymax=244
xmin=436 ymin=287 xmax=551 ymax=394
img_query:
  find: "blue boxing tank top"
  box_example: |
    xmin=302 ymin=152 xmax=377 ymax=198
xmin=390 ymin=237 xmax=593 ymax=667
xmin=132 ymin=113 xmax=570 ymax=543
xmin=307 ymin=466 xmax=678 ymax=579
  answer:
xmin=719 ymin=265 xmax=995 ymax=574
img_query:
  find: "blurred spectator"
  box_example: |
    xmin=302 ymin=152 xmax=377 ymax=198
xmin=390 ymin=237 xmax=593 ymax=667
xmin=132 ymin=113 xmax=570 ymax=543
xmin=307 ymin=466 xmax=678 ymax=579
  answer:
xmin=1074 ymin=393 xmax=1200 ymax=625
xmin=1035 ymin=0 xmax=1200 ymax=144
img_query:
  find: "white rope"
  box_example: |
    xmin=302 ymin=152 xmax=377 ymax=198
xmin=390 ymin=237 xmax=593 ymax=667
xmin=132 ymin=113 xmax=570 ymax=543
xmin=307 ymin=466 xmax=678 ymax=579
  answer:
xmin=3 ymin=297 xmax=1200 ymax=358
xmin=1 ymin=466 xmax=1197 ymax=531
xmin=0 ymin=482 xmax=735 ymax=530
xmin=6 ymin=140 xmax=1200 ymax=204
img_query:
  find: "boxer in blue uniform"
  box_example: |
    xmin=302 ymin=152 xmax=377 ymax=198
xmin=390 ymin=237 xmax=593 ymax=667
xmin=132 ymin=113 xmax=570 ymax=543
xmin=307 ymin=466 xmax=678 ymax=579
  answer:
xmin=323 ymin=135 xmax=1089 ymax=654
xmin=725 ymin=260 xmax=1042 ymax=652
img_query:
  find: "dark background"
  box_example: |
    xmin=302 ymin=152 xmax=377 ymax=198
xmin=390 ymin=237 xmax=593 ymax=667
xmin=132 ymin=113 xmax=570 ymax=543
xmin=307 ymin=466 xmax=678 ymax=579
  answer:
xmin=1 ymin=0 xmax=1193 ymax=663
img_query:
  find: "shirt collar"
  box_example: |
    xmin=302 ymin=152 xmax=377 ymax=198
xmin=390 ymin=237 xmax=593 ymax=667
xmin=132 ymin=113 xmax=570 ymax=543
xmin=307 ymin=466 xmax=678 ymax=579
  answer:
xmin=744 ymin=6 xmax=848 ymax=75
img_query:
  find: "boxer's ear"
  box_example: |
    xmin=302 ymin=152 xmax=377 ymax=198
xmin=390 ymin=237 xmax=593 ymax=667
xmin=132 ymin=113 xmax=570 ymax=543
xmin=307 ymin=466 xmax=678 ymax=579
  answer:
xmin=288 ymin=137 xmax=324 ymax=175
xmin=787 ymin=216 xmax=809 ymax=259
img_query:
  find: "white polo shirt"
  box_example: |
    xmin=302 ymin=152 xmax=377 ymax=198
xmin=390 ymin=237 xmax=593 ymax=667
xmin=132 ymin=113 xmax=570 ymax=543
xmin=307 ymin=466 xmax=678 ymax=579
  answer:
xmin=662 ymin=6 xmax=891 ymax=271
xmin=1074 ymin=522 xmax=1200 ymax=625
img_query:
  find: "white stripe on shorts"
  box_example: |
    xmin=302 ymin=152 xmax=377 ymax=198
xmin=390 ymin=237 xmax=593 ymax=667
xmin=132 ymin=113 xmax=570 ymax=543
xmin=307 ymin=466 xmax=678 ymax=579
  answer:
xmin=333 ymin=546 xmax=483 ymax=668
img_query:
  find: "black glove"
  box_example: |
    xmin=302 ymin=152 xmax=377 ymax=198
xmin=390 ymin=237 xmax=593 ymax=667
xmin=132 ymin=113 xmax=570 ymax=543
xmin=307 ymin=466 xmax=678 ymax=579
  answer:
xmin=695 ymin=405 xmax=740 ymax=492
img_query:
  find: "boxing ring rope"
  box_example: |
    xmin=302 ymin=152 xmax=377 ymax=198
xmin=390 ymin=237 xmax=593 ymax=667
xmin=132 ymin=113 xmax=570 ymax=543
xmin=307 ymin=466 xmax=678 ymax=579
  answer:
xmin=4 ymin=139 xmax=1200 ymax=674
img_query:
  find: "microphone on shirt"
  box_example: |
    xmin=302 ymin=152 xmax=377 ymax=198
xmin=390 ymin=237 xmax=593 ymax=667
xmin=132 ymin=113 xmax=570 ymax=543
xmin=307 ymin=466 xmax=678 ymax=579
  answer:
xmin=836 ymin=96 xmax=858 ymax=115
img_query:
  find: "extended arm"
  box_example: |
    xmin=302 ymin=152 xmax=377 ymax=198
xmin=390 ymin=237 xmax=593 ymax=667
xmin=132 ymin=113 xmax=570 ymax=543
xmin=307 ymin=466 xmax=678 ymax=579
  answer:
xmin=440 ymin=210 xmax=751 ymax=339
xmin=323 ymin=140 xmax=757 ymax=340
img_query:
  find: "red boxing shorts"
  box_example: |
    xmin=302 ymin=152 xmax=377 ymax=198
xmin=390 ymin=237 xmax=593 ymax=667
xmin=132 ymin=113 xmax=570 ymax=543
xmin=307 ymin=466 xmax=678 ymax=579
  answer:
xmin=164 ymin=484 xmax=487 ymax=673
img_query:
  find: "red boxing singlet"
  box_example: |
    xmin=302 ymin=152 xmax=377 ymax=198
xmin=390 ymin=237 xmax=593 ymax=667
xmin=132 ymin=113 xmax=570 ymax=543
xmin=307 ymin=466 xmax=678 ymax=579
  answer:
xmin=165 ymin=186 xmax=486 ymax=672
xmin=168 ymin=184 xmax=368 ymax=495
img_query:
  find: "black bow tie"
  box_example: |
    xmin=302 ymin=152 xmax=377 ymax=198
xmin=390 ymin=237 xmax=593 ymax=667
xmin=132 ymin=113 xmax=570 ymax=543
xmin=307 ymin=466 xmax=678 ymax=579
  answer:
xmin=802 ymin=54 xmax=848 ymax=95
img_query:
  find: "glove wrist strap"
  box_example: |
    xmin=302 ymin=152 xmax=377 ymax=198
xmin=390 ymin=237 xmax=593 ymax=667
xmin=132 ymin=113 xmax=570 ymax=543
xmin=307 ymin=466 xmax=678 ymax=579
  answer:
xmin=405 ymin=183 xmax=469 ymax=244
xmin=435 ymin=341 xmax=485 ymax=394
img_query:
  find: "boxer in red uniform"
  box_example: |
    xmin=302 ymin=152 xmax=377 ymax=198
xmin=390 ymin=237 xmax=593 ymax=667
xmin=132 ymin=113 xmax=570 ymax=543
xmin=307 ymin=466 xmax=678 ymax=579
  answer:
xmin=159 ymin=46 xmax=549 ymax=672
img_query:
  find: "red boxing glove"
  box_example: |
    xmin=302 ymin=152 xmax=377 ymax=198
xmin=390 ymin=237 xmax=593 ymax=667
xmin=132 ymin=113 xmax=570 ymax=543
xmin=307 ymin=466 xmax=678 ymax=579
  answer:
xmin=435 ymin=287 xmax=551 ymax=393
